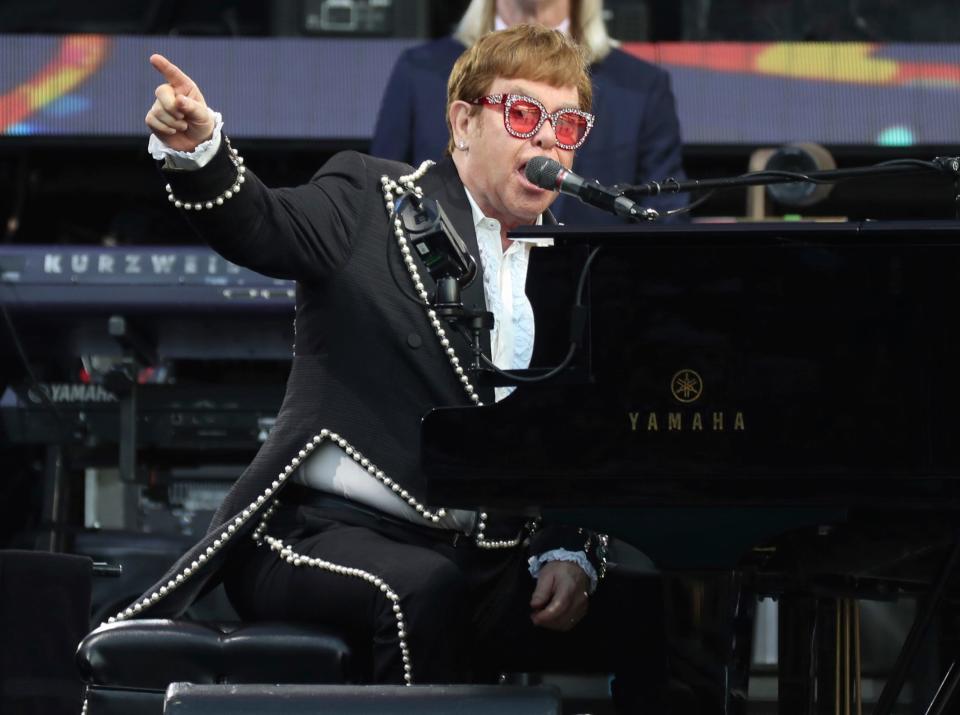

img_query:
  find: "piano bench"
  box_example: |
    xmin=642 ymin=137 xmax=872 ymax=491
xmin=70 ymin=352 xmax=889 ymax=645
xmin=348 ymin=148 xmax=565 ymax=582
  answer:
xmin=76 ymin=619 xmax=358 ymax=715
xmin=77 ymin=617 xmax=698 ymax=714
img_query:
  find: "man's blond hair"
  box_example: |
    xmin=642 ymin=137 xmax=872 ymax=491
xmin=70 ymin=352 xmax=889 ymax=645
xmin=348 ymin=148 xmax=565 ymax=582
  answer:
xmin=445 ymin=24 xmax=592 ymax=155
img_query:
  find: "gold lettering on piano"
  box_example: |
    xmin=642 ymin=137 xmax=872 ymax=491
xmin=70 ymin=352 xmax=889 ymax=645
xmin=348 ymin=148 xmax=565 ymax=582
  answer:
xmin=626 ymin=369 xmax=747 ymax=433
xmin=629 ymin=411 xmax=746 ymax=432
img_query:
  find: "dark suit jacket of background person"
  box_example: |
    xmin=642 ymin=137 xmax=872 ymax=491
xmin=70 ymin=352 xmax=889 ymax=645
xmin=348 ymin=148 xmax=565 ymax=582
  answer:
xmin=98 ymin=143 xmax=602 ymax=624
xmin=371 ymin=36 xmax=689 ymax=225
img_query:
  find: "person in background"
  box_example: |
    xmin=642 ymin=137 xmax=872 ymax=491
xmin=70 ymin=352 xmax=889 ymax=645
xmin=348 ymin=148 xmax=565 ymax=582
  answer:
xmin=371 ymin=0 xmax=689 ymax=224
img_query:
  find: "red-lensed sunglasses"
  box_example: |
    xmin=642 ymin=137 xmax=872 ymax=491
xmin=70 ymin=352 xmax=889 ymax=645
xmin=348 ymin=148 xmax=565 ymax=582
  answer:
xmin=470 ymin=93 xmax=595 ymax=151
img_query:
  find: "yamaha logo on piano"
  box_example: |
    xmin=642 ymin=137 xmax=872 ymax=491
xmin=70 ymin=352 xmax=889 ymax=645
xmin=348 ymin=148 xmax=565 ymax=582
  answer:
xmin=670 ymin=369 xmax=703 ymax=403
xmin=628 ymin=369 xmax=746 ymax=432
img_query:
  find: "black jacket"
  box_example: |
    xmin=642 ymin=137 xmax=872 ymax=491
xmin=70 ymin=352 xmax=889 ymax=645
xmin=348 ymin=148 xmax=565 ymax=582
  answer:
xmin=102 ymin=142 xmax=597 ymax=624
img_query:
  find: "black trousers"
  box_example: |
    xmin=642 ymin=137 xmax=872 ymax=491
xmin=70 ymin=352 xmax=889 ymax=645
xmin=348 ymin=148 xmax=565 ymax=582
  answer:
xmin=223 ymin=496 xmax=667 ymax=713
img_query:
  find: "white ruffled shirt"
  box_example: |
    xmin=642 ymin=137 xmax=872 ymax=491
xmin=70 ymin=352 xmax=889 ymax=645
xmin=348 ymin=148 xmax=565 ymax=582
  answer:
xmin=465 ymin=189 xmax=539 ymax=402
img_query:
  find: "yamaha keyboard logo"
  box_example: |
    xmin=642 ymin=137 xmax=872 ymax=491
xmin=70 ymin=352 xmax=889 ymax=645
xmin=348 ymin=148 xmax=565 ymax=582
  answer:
xmin=627 ymin=369 xmax=746 ymax=433
xmin=26 ymin=383 xmax=117 ymax=404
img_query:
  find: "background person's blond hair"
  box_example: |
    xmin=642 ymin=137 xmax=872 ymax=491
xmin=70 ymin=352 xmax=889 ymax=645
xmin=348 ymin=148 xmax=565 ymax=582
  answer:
xmin=454 ymin=0 xmax=618 ymax=63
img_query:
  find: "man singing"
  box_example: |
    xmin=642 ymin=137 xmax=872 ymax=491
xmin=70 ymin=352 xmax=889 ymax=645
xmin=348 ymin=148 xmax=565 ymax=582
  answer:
xmin=126 ymin=24 xmax=666 ymax=712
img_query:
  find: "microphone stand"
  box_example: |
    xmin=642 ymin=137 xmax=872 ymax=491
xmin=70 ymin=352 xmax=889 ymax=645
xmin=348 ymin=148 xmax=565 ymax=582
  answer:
xmin=431 ymin=276 xmax=493 ymax=374
xmin=393 ymin=190 xmax=494 ymax=372
xmin=617 ymin=155 xmax=960 ymax=220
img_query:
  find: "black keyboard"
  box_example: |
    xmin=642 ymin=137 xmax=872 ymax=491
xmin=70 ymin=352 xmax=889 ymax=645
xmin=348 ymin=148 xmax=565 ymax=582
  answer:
xmin=0 ymin=245 xmax=294 ymax=312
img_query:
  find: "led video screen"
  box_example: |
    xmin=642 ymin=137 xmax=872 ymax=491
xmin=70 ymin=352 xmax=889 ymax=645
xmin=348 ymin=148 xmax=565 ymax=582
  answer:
xmin=2 ymin=35 xmax=958 ymax=145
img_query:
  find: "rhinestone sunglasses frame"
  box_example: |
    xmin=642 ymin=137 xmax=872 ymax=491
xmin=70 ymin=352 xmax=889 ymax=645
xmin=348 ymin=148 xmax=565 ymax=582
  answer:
xmin=471 ymin=93 xmax=595 ymax=151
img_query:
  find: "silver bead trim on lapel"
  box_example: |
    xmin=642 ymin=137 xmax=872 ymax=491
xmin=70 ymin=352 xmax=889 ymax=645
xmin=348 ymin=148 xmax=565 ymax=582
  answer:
xmin=255 ymin=506 xmax=415 ymax=685
xmin=382 ymin=164 xmax=527 ymax=550
xmin=381 ymin=163 xmax=483 ymax=407
xmin=101 ymin=429 xmax=445 ymax=626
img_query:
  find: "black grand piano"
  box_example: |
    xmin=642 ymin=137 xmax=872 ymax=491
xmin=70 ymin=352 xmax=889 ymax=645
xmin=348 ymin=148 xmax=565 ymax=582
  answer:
xmin=422 ymin=220 xmax=960 ymax=715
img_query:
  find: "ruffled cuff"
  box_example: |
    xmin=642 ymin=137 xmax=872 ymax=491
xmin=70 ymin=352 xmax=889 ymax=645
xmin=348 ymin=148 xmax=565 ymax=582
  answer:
xmin=527 ymin=548 xmax=598 ymax=593
xmin=147 ymin=110 xmax=224 ymax=169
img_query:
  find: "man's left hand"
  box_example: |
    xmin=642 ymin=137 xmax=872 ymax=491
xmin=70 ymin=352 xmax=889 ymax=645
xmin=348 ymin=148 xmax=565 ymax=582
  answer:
xmin=530 ymin=560 xmax=590 ymax=631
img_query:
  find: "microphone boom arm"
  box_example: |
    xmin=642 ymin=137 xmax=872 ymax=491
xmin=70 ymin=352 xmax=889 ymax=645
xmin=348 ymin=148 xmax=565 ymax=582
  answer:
xmin=618 ymin=156 xmax=960 ymax=219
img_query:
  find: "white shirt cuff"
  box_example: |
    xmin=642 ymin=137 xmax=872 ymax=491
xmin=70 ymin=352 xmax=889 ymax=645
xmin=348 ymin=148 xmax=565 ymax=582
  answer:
xmin=147 ymin=110 xmax=224 ymax=169
xmin=527 ymin=549 xmax=599 ymax=594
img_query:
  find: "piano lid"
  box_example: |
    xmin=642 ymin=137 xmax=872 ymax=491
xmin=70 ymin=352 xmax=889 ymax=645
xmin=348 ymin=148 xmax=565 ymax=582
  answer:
xmin=422 ymin=220 xmax=960 ymax=509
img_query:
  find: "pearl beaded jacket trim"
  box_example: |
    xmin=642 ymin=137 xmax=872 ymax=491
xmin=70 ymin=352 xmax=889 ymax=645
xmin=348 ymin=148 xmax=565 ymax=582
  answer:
xmin=381 ymin=162 xmax=529 ymax=550
xmin=101 ymin=427 xmax=452 ymax=623
xmin=165 ymin=136 xmax=246 ymax=210
xmin=252 ymin=501 xmax=415 ymax=684
xmin=379 ymin=162 xmax=483 ymax=407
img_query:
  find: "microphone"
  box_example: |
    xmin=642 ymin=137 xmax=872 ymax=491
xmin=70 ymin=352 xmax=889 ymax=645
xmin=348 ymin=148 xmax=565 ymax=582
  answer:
xmin=525 ymin=156 xmax=644 ymax=219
